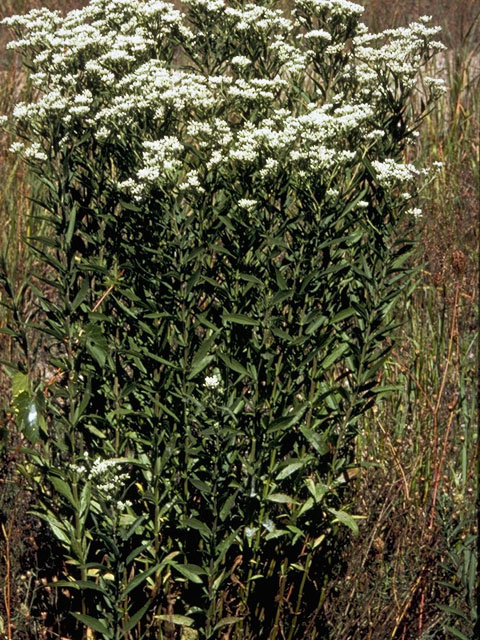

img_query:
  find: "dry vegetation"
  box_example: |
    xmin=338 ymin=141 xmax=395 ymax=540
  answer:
xmin=0 ymin=1 xmax=478 ymax=638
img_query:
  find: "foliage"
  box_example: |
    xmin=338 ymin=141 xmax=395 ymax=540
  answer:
xmin=1 ymin=0 xmax=446 ymax=638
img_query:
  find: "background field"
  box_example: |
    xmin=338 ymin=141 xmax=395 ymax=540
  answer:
xmin=0 ymin=1 xmax=478 ymax=638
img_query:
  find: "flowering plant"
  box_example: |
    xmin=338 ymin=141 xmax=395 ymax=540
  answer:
xmin=2 ymin=0 xmax=444 ymax=637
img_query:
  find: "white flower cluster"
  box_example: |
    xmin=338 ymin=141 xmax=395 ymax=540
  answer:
xmin=72 ymin=454 xmax=129 ymax=494
xmin=423 ymin=76 xmax=447 ymax=97
xmin=350 ymin=18 xmax=446 ymax=97
xmin=371 ymin=159 xmax=419 ymax=187
xmin=204 ymin=373 xmax=221 ymax=389
xmin=238 ymin=199 xmax=258 ymax=211
xmin=295 ymin=0 xmax=365 ymax=18
xmin=228 ymin=76 xmax=287 ymax=103
xmin=409 ymin=207 xmax=422 ymax=219
xmin=184 ymin=0 xmax=226 ymax=12
xmin=301 ymin=29 xmax=332 ymax=42
xmin=231 ymin=55 xmax=251 ymax=68
xmin=2 ymin=0 xmax=444 ymax=212
xmin=223 ymin=3 xmax=292 ymax=35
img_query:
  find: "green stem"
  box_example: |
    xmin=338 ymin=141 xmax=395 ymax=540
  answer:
xmin=287 ymin=552 xmax=312 ymax=640
xmin=270 ymin=558 xmax=289 ymax=640
xmin=244 ymin=448 xmax=277 ymax=601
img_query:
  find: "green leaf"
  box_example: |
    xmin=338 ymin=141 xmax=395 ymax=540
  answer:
xmin=120 ymin=199 xmax=142 ymax=212
xmin=71 ymin=277 xmax=90 ymax=311
xmin=265 ymin=529 xmax=289 ymax=540
xmin=188 ymin=333 xmax=218 ymax=380
xmin=12 ymin=372 xmax=29 ymax=398
xmin=49 ymin=475 xmax=76 ymax=507
xmin=219 ymin=493 xmax=237 ymax=521
xmin=266 ymin=493 xmax=299 ymax=505
xmin=444 ymin=627 xmax=470 ymax=640
xmin=238 ymin=273 xmax=263 ymax=285
xmin=276 ymin=461 xmax=305 ymax=480
xmin=52 ymin=579 xmax=104 ymax=592
xmin=305 ymin=314 xmax=326 ymax=335
xmin=213 ymin=616 xmax=243 ymax=632
xmin=78 ymin=481 xmax=91 ymax=527
xmin=372 ymin=384 xmax=402 ymax=397
xmin=271 ymin=289 xmax=293 ymax=306
xmin=156 ymin=614 xmax=194 ymax=626
xmin=182 ymin=518 xmax=211 ymax=538
xmin=84 ymin=323 xmax=108 ymax=367
xmin=222 ymin=312 xmax=259 ymax=326
xmin=305 ymin=478 xmax=328 ymax=503
xmin=0 ymin=327 xmax=20 ymax=337
xmin=85 ymin=423 xmax=107 ymax=439
xmin=320 ymin=343 xmax=348 ymax=371
xmin=65 ymin=207 xmax=77 ymax=247
xmin=267 ymin=408 xmax=306 ymax=434
xmin=297 ymin=497 xmax=314 ymax=518
xmin=217 ymin=353 xmax=249 ymax=378
xmin=216 ymin=529 xmax=239 ymax=557
xmin=331 ymin=307 xmax=355 ymax=323
xmin=33 ymin=513 xmax=71 ymax=545
xmin=342 ymin=187 xmax=368 ymax=216
xmin=189 ymin=477 xmax=212 ymax=495
xmin=328 ymin=508 xmax=360 ymax=536
xmin=125 ymin=598 xmax=153 ymax=632
xmin=125 ymin=541 xmax=150 ymax=566
xmin=436 ymin=605 xmax=468 ymax=622
xmin=71 ymin=613 xmax=110 ymax=636
xmin=188 ymin=354 xmax=214 ymax=379
xmin=170 ymin=564 xmax=204 ymax=584
xmin=15 ymin=392 xmax=43 ymax=444
xmin=299 ymin=425 xmax=330 ymax=455
xmin=123 ymin=564 xmax=160 ymax=597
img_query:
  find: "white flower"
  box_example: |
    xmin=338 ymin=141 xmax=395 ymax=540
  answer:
xmin=238 ymin=199 xmax=257 ymax=211
xmin=71 ymin=463 xmax=87 ymax=474
xmin=24 ymin=142 xmax=48 ymax=161
xmin=204 ymin=374 xmax=220 ymax=389
xmin=301 ymin=29 xmax=331 ymax=41
xmin=366 ymin=129 xmax=385 ymax=141
xmin=371 ymin=158 xmax=419 ymax=186
xmin=9 ymin=141 xmax=25 ymax=153
xmin=326 ymin=188 xmax=339 ymax=199
xmin=87 ymin=457 xmax=129 ymax=493
xmin=424 ymin=77 xmax=447 ymax=93
xmin=295 ymin=0 xmax=365 ymax=18
xmin=179 ymin=169 xmax=205 ymax=193
xmin=231 ymin=55 xmax=251 ymax=67
xmin=184 ymin=0 xmax=225 ymax=11
xmin=116 ymin=500 xmax=133 ymax=511
xmin=259 ymin=157 xmax=279 ymax=179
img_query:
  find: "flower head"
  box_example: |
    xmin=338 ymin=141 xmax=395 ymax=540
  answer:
xmin=204 ymin=374 xmax=220 ymax=389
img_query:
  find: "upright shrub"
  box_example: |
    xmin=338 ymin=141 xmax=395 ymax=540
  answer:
xmin=1 ymin=1 xmax=445 ymax=638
